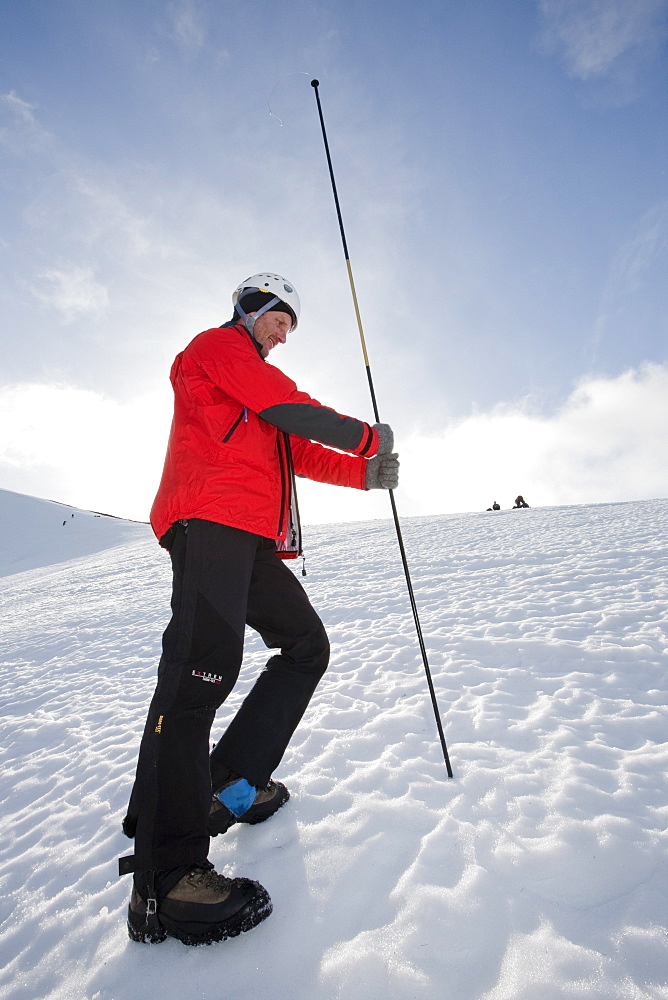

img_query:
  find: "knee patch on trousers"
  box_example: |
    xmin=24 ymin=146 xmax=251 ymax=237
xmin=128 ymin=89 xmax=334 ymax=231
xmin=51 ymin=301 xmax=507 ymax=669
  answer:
xmin=181 ymin=593 xmax=244 ymax=699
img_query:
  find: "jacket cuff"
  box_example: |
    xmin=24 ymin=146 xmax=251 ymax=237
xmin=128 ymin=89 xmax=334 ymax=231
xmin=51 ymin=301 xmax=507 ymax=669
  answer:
xmin=354 ymin=423 xmax=379 ymax=458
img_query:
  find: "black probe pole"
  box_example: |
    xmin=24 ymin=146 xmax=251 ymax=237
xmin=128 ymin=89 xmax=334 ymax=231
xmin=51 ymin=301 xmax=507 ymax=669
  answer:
xmin=311 ymin=79 xmax=453 ymax=778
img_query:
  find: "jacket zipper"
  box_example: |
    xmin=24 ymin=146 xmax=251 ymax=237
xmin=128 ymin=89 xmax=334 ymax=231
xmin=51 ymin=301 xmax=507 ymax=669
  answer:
xmin=276 ymin=432 xmax=288 ymax=536
xmin=285 ymin=440 xmax=303 ymax=557
xmin=222 ymin=407 xmax=247 ymax=443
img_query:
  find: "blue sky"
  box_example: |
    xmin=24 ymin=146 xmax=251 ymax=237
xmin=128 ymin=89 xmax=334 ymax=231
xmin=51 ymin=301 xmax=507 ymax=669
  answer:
xmin=0 ymin=0 xmax=666 ymax=523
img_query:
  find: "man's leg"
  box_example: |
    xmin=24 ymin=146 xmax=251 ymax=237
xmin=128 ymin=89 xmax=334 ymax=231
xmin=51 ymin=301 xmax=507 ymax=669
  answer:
xmin=124 ymin=520 xmax=260 ymax=873
xmin=210 ymin=539 xmax=330 ymax=792
xmin=122 ymin=521 xmax=277 ymax=945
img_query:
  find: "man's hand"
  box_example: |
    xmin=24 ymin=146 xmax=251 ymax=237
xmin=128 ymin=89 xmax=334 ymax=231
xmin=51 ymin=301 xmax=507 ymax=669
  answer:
xmin=365 ymin=452 xmax=400 ymax=490
xmin=373 ymin=423 xmax=394 ymax=455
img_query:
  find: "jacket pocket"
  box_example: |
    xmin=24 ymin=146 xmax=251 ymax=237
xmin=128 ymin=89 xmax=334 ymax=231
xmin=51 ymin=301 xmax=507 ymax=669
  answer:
xmin=222 ymin=407 xmax=248 ymax=443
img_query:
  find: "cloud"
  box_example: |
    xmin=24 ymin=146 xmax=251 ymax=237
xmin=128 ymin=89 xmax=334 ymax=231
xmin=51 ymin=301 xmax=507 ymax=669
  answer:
xmin=0 ymin=383 xmax=171 ymax=520
xmin=537 ymin=0 xmax=667 ymax=82
xmin=608 ymin=199 xmax=668 ymax=293
xmin=0 ymin=90 xmax=51 ymax=155
xmin=593 ymin=199 xmax=668 ymax=353
xmin=168 ymin=0 xmax=208 ymax=52
xmin=1 ymin=91 xmax=37 ymax=125
xmin=399 ymin=362 xmax=668 ymax=516
xmin=30 ymin=265 xmax=110 ymax=322
xmin=1 ymin=88 xmax=177 ymax=264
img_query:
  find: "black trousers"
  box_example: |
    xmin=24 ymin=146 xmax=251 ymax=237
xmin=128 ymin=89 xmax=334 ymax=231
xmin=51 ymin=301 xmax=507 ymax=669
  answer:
xmin=123 ymin=519 xmax=329 ymax=871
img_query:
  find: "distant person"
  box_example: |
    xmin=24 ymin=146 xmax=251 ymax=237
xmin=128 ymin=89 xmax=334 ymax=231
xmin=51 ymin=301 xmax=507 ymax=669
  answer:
xmin=513 ymin=495 xmax=530 ymax=508
xmin=120 ymin=273 xmax=399 ymax=948
xmin=486 ymin=501 xmax=501 ymax=511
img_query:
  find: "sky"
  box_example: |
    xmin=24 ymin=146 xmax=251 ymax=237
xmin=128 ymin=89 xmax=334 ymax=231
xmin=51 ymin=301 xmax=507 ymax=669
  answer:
xmin=0 ymin=0 xmax=666 ymax=525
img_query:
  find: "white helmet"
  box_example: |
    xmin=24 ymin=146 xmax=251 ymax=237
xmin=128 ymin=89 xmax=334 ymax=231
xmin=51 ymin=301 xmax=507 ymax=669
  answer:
xmin=232 ymin=273 xmax=300 ymax=332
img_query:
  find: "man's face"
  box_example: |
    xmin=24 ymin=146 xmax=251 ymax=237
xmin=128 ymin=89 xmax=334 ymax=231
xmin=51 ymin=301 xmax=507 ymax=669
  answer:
xmin=251 ymin=310 xmax=293 ymax=358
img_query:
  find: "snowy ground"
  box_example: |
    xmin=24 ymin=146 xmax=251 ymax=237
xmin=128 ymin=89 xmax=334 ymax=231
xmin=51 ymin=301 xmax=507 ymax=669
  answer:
xmin=0 ymin=488 xmax=666 ymax=1000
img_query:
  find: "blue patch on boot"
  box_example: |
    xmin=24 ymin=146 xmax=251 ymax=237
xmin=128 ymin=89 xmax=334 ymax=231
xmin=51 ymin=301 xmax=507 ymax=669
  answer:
xmin=216 ymin=778 xmax=257 ymax=818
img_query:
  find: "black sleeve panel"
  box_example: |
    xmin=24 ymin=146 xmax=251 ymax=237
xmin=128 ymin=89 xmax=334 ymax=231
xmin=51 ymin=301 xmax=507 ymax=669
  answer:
xmin=258 ymin=402 xmax=366 ymax=452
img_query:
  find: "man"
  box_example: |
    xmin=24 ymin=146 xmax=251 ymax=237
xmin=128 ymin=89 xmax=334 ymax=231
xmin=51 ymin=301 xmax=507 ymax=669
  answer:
xmin=120 ymin=273 xmax=399 ymax=947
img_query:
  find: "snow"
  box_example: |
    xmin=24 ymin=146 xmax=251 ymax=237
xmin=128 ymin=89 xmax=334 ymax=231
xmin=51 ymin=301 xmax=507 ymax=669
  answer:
xmin=0 ymin=488 xmax=666 ymax=999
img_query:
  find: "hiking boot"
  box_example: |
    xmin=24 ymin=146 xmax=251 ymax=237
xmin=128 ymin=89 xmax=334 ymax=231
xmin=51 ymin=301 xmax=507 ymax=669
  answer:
xmin=127 ymin=866 xmax=272 ymax=946
xmin=207 ymin=779 xmax=290 ymax=837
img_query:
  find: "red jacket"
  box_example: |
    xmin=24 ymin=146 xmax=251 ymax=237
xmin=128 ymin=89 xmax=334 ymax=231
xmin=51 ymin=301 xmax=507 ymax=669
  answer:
xmin=150 ymin=323 xmax=379 ymax=544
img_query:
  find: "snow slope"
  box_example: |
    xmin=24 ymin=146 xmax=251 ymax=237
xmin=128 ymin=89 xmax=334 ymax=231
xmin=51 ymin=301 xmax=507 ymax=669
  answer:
xmin=0 ymin=492 xmax=666 ymax=999
xmin=0 ymin=489 xmax=146 ymax=576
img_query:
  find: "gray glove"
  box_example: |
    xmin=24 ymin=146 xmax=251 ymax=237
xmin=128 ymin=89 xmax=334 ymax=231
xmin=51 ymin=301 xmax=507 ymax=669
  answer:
xmin=373 ymin=423 xmax=394 ymax=455
xmin=365 ymin=452 xmax=400 ymax=490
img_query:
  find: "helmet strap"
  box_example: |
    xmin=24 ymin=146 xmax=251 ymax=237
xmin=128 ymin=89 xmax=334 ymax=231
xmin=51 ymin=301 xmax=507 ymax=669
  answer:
xmin=236 ymin=294 xmax=280 ymax=335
